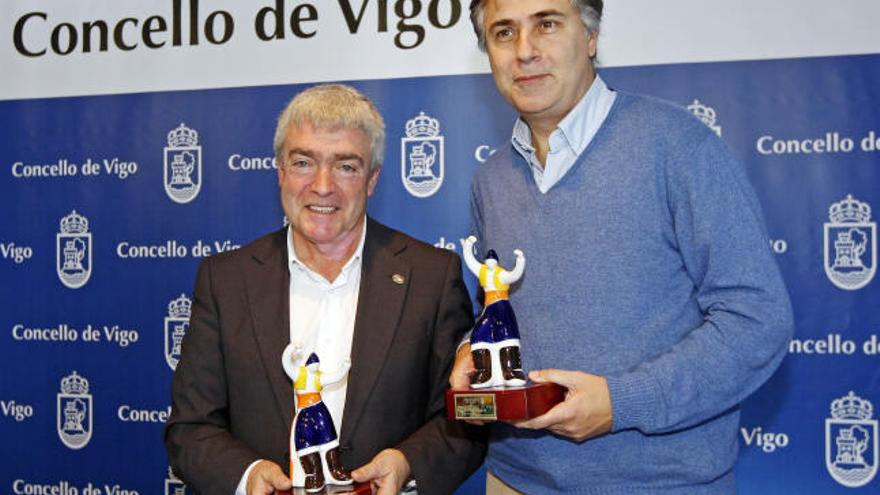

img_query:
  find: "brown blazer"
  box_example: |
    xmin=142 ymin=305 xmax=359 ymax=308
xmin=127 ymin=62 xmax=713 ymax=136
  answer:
xmin=165 ymin=218 xmax=485 ymax=494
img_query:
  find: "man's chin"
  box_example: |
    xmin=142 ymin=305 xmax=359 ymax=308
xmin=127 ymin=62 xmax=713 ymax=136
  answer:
xmin=300 ymin=230 xmax=341 ymax=245
xmin=511 ymin=95 xmax=556 ymax=118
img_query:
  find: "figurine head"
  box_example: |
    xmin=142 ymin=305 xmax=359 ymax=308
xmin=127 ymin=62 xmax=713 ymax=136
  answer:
xmin=305 ymin=352 xmax=320 ymax=371
xmin=485 ymin=249 xmax=499 ymax=269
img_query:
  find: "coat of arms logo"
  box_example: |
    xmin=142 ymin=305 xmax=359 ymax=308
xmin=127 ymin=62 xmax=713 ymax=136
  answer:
xmin=687 ymin=99 xmax=722 ymax=137
xmin=164 ymin=123 xmax=202 ymax=203
xmin=56 ymin=210 xmax=92 ymax=289
xmin=826 ymin=391 xmax=878 ymax=487
xmin=401 ymin=111 xmax=444 ymax=198
xmin=165 ymin=293 xmax=192 ymax=370
xmin=824 ymin=194 xmax=876 ymax=290
xmin=57 ymin=371 xmax=93 ymax=449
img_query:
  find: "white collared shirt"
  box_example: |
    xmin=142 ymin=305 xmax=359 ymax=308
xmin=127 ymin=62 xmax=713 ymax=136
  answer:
xmin=235 ymin=222 xmax=366 ymax=495
xmin=511 ymin=75 xmax=617 ymax=193
xmin=286 ymin=221 xmax=365 ymax=433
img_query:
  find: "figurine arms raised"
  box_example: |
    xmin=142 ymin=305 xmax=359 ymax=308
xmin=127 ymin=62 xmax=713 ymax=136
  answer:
xmin=460 ymin=236 xmax=482 ymax=277
xmin=498 ymin=249 xmax=525 ymax=285
xmin=281 ymin=342 xmax=307 ymax=382
xmin=460 ymin=236 xmax=526 ymax=285
xmin=320 ymin=358 xmax=352 ymax=386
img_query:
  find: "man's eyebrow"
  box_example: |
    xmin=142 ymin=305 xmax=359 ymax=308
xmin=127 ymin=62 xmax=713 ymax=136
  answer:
xmin=533 ymin=9 xmax=567 ymax=19
xmin=286 ymin=147 xmax=314 ymax=159
xmin=488 ymin=18 xmax=515 ymax=31
xmin=287 ymin=148 xmax=364 ymax=160
xmin=331 ymin=153 xmax=364 ymax=162
xmin=287 ymin=148 xmax=314 ymax=156
xmin=488 ymin=9 xmax=567 ymax=30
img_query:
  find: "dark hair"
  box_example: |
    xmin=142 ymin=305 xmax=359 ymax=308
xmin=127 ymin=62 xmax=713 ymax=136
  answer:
xmin=468 ymin=0 xmax=603 ymax=51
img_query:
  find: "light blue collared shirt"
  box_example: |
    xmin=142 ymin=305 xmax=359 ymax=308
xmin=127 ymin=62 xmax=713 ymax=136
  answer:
xmin=511 ymin=75 xmax=617 ymax=193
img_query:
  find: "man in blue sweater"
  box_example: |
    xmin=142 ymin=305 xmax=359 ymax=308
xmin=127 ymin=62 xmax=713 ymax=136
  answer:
xmin=451 ymin=0 xmax=794 ymax=493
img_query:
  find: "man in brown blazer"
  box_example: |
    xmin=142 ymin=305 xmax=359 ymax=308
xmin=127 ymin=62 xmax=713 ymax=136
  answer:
xmin=164 ymin=84 xmax=485 ymax=495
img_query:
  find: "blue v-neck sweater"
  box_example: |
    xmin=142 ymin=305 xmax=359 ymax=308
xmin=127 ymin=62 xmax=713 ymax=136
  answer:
xmin=471 ymin=92 xmax=793 ymax=494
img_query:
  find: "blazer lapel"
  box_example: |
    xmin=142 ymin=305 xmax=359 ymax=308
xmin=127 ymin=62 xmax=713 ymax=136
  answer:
xmin=341 ymin=219 xmax=410 ymax=442
xmin=244 ymin=229 xmax=296 ymax=428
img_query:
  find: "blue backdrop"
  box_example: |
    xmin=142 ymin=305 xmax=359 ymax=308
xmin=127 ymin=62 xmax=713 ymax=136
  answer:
xmin=2 ymin=52 xmax=879 ymax=493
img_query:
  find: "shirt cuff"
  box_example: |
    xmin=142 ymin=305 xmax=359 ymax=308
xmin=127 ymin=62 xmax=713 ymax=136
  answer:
xmin=235 ymin=459 xmax=264 ymax=495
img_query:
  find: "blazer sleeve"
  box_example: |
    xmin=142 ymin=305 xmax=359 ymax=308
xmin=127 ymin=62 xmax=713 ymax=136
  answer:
xmin=394 ymin=252 xmax=488 ymax=495
xmin=164 ymin=256 xmax=262 ymax=494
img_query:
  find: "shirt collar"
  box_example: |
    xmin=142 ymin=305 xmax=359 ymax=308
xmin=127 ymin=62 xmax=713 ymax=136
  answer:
xmin=286 ymin=219 xmax=367 ymax=285
xmin=511 ymin=75 xmax=614 ymax=160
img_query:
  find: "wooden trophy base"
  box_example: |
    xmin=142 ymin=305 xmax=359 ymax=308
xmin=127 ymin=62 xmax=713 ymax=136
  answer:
xmin=276 ymin=482 xmax=371 ymax=495
xmin=446 ymin=382 xmax=565 ymax=421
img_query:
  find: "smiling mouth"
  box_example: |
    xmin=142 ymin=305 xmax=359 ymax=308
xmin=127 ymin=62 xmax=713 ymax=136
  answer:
xmin=308 ymin=205 xmax=338 ymax=214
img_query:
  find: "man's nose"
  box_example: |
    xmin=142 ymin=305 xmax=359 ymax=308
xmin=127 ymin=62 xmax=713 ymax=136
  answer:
xmin=311 ymin=166 xmax=335 ymax=194
xmin=516 ymin=32 xmax=540 ymax=62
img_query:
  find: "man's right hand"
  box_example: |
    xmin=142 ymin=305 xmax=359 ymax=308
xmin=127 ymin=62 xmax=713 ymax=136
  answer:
xmin=449 ymin=343 xmax=474 ymax=390
xmin=246 ymin=460 xmax=292 ymax=495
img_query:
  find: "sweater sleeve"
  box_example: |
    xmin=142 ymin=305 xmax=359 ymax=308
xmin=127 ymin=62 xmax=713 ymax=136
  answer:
xmin=470 ymin=177 xmax=486 ymax=253
xmin=606 ymin=132 xmax=794 ymax=434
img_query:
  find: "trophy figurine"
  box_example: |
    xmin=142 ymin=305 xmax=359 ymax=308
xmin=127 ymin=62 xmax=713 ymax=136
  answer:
xmin=446 ymin=236 xmax=564 ymax=421
xmin=461 ymin=235 xmax=527 ymax=388
xmin=282 ymin=344 xmax=353 ymax=493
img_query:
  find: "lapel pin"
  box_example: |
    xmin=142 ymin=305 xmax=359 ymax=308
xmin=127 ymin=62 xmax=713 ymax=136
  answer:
xmin=391 ymin=274 xmax=405 ymax=285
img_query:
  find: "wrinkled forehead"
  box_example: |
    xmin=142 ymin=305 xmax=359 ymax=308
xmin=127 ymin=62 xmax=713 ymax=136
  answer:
xmin=282 ymin=123 xmax=371 ymax=157
xmin=286 ymin=119 xmax=369 ymax=140
xmin=284 ymin=122 xmax=369 ymax=144
xmin=484 ymin=0 xmax=577 ymax=24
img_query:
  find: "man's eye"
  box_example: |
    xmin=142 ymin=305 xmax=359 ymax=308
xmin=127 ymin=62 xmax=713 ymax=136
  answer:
xmin=337 ymin=162 xmax=359 ymax=174
xmin=540 ymin=20 xmax=557 ymax=31
xmin=285 ymin=159 xmax=313 ymax=173
xmin=494 ymin=28 xmax=514 ymax=40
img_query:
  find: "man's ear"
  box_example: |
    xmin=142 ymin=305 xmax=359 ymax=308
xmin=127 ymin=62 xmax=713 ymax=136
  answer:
xmin=366 ymin=167 xmax=381 ymax=196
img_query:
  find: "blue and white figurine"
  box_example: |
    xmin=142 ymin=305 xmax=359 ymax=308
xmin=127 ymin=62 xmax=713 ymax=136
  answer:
xmin=461 ymin=235 xmax=526 ymax=389
xmin=282 ymin=344 xmax=352 ymax=492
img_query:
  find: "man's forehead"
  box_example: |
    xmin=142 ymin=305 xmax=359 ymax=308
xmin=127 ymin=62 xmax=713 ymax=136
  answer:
xmin=286 ymin=121 xmax=366 ymax=136
xmin=485 ymin=0 xmax=575 ymax=21
xmin=284 ymin=131 xmax=370 ymax=162
xmin=285 ymin=123 xmax=368 ymax=145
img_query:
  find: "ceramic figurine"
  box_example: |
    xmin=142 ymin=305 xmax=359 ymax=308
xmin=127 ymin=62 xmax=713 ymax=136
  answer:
xmin=461 ymin=235 xmax=526 ymax=389
xmin=282 ymin=344 xmax=352 ymax=493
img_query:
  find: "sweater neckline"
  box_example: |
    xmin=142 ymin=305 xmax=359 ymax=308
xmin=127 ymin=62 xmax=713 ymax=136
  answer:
xmin=518 ymin=92 xmax=629 ymax=202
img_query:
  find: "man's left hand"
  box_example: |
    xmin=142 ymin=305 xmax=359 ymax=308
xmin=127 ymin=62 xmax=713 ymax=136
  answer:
xmin=513 ymin=370 xmax=613 ymax=442
xmin=351 ymin=448 xmax=411 ymax=495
